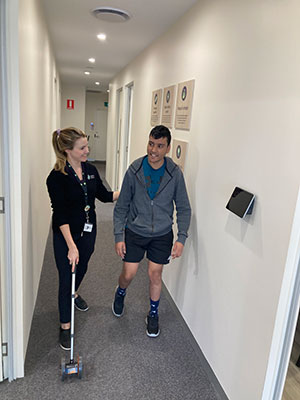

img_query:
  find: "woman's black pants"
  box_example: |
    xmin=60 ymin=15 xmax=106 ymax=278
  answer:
xmin=53 ymin=229 xmax=96 ymax=323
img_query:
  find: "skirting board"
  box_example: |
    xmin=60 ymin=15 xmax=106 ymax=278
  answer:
xmin=162 ymin=282 xmax=229 ymax=400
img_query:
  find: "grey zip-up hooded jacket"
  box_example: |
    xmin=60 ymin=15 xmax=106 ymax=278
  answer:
xmin=113 ymin=156 xmax=191 ymax=245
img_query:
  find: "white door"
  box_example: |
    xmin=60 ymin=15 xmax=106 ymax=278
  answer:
xmin=0 ymin=79 xmax=6 ymax=383
xmin=87 ymin=108 xmax=108 ymax=161
xmin=0 ymin=0 xmax=21 ymax=381
xmin=115 ymin=88 xmax=123 ymax=190
xmin=0 ymin=0 xmax=3 ymax=381
xmin=0 ymin=208 xmax=5 ymax=383
xmin=87 ymin=124 xmax=96 ymax=161
xmin=93 ymin=108 xmax=107 ymax=161
xmin=85 ymin=92 xmax=108 ymax=161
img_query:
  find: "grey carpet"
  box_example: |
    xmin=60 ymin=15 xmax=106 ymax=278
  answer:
xmin=0 ymin=163 xmax=221 ymax=400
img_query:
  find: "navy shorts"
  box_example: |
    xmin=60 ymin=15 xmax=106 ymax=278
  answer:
xmin=124 ymin=228 xmax=174 ymax=265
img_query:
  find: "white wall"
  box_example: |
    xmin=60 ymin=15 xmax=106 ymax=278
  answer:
xmin=18 ymin=0 xmax=60 ymax=360
xmin=106 ymin=1 xmax=300 ymax=399
xmin=61 ymin=84 xmax=85 ymax=130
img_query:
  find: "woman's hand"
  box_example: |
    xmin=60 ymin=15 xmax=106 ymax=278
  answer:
xmin=59 ymin=224 xmax=79 ymax=272
xmin=113 ymin=191 xmax=120 ymax=201
xmin=68 ymin=245 xmax=79 ymax=272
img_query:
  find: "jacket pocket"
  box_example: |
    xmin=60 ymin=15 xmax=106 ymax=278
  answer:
xmin=131 ymin=213 xmax=150 ymax=229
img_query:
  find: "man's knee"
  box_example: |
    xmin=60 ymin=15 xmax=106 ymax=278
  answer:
xmin=122 ymin=271 xmax=134 ymax=283
xmin=121 ymin=263 xmax=139 ymax=283
xmin=148 ymin=268 xmax=162 ymax=284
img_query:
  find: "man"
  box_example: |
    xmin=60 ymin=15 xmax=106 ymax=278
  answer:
xmin=112 ymin=125 xmax=191 ymax=337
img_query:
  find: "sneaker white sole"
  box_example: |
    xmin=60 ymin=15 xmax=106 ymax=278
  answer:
xmin=145 ymin=317 xmax=160 ymax=338
xmin=112 ymin=302 xmax=124 ymax=317
xmin=59 ymin=343 xmax=71 ymax=351
xmin=146 ymin=330 xmax=160 ymax=338
xmin=74 ymin=304 xmax=89 ymax=312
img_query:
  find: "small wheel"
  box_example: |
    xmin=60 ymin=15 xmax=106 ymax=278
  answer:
xmin=78 ymin=356 xmax=83 ymax=379
xmin=61 ymin=357 xmax=66 ymax=381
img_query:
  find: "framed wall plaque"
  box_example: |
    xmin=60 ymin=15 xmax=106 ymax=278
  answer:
xmin=150 ymin=89 xmax=162 ymax=126
xmin=175 ymin=79 xmax=195 ymax=130
xmin=172 ymin=139 xmax=188 ymax=172
xmin=161 ymin=85 xmax=176 ymax=128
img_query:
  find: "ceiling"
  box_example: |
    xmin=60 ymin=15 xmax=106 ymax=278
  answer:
xmin=41 ymin=0 xmax=199 ymax=92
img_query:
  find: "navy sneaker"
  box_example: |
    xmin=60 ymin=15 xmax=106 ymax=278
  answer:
xmin=75 ymin=295 xmax=89 ymax=311
xmin=146 ymin=314 xmax=160 ymax=338
xmin=59 ymin=328 xmax=71 ymax=350
xmin=112 ymin=287 xmax=125 ymax=317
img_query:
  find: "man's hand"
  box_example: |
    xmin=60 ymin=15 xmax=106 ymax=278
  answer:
xmin=171 ymin=241 xmax=184 ymax=259
xmin=115 ymin=241 xmax=126 ymax=259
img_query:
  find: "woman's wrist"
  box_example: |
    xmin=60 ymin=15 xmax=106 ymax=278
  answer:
xmin=113 ymin=191 xmax=120 ymax=201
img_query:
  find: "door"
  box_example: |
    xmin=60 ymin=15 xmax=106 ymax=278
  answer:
xmin=93 ymin=108 xmax=107 ymax=161
xmin=85 ymin=91 xmax=108 ymax=161
xmin=115 ymin=88 xmax=123 ymax=190
xmin=0 ymin=63 xmax=6 ymax=383
xmin=262 ymin=187 xmax=300 ymax=399
xmin=0 ymin=0 xmax=22 ymax=381
xmin=0 ymin=174 xmax=5 ymax=383
xmin=88 ymin=109 xmax=108 ymax=161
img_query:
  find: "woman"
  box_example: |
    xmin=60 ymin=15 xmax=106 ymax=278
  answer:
xmin=46 ymin=127 xmax=119 ymax=350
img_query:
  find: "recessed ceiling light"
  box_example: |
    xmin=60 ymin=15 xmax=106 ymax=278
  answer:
xmin=89 ymin=58 xmax=95 ymax=63
xmin=107 ymin=90 xmax=110 ymax=93
xmin=95 ymin=82 xmax=100 ymax=85
xmin=84 ymin=71 xmax=91 ymax=75
xmin=97 ymin=33 xmax=106 ymax=41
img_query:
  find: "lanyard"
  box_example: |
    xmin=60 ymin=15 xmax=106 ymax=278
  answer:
xmin=67 ymin=162 xmax=90 ymax=223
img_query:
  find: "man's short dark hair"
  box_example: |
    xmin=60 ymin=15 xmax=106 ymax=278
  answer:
xmin=149 ymin=125 xmax=171 ymax=146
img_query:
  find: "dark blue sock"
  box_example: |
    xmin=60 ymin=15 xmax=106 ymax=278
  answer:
xmin=117 ymin=286 xmax=126 ymax=296
xmin=149 ymin=298 xmax=160 ymax=316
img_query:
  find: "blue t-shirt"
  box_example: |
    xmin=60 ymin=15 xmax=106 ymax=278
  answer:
xmin=143 ymin=157 xmax=166 ymax=200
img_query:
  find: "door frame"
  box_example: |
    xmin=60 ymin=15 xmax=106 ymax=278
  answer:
xmin=0 ymin=0 xmax=24 ymax=381
xmin=262 ymin=186 xmax=300 ymax=399
xmin=114 ymin=87 xmax=123 ymax=190
xmin=0 ymin=1 xmax=4 ymax=380
xmin=122 ymin=82 xmax=134 ymax=175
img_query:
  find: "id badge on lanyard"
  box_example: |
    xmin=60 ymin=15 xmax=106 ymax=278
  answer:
xmin=67 ymin=162 xmax=94 ymax=234
xmin=83 ymin=202 xmax=93 ymax=234
xmin=83 ymin=223 xmax=93 ymax=232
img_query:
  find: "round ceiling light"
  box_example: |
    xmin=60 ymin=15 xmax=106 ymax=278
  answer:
xmin=91 ymin=7 xmax=131 ymax=23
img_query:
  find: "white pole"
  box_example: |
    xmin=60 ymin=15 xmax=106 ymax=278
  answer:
xmin=70 ymin=270 xmax=76 ymax=362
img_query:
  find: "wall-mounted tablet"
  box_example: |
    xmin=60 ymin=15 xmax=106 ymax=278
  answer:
xmin=226 ymin=187 xmax=255 ymax=218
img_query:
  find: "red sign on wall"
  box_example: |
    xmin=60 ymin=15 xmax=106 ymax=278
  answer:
xmin=67 ymin=99 xmax=74 ymax=110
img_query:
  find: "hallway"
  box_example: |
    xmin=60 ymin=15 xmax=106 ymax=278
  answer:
xmin=3 ymin=0 xmax=300 ymax=397
xmin=0 ymin=166 xmax=220 ymax=399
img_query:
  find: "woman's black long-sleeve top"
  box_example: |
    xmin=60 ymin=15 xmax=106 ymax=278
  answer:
xmin=46 ymin=162 xmax=113 ymax=234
